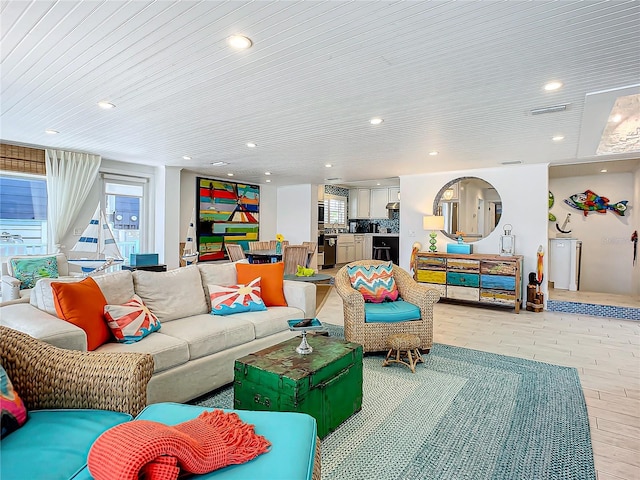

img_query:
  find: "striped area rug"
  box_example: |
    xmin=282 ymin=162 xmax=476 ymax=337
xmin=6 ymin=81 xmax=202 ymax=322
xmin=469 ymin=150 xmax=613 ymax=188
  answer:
xmin=194 ymin=325 xmax=595 ymax=480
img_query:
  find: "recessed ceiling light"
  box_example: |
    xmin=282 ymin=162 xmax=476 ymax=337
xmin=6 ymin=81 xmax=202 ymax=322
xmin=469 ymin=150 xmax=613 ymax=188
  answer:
xmin=227 ymin=173 xmax=234 ymax=177
xmin=552 ymin=135 xmax=565 ymax=141
xmin=370 ymin=117 xmax=383 ymax=125
xmin=98 ymin=101 xmax=115 ymax=109
xmin=246 ymin=142 xmax=257 ymax=148
xmin=428 ymin=151 xmax=438 ymax=156
xmin=611 ymin=114 xmax=622 ymax=123
xmin=45 ymin=129 xmax=59 ymax=134
xmin=228 ymin=35 xmax=252 ymax=50
xmin=210 ymin=161 xmax=228 ymax=166
xmin=182 ymin=155 xmax=191 ymax=160
xmin=376 ymin=183 xmax=381 ymax=186
xmin=600 ymin=169 xmax=607 ymax=173
xmin=264 ymin=172 xmax=271 ymax=175
xmin=325 ymin=164 xmax=332 ymax=168
xmin=266 ymin=179 xmax=271 ymax=183
xmin=544 ymin=81 xmax=563 ymax=91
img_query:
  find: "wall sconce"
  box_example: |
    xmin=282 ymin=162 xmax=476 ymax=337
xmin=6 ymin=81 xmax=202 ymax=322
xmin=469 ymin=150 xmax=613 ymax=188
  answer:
xmin=423 ymin=215 xmax=445 ymax=252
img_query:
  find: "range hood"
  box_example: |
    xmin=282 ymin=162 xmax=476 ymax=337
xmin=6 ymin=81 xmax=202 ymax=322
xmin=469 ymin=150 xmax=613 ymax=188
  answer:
xmin=386 ymin=202 xmax=400 ymax=210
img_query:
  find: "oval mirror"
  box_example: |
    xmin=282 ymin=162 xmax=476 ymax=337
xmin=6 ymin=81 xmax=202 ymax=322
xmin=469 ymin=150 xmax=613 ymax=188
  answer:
xmin=433 ymin=177 xmax=502 ymax=242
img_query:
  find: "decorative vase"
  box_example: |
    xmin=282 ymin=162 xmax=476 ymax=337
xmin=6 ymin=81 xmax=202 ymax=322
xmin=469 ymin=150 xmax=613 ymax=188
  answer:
xmin=275 ymin=241 xmax=282 ymax=254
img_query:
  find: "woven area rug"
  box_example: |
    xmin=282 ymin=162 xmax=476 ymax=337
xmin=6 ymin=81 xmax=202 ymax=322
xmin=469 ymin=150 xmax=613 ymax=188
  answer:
xmin=193 ymin=324 xmax=595 ymax=480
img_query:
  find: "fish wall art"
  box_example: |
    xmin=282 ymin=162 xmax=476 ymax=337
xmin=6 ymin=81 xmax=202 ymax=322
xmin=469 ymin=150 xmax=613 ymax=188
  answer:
xmin=564 ymin=189 xmax=629 ymax=216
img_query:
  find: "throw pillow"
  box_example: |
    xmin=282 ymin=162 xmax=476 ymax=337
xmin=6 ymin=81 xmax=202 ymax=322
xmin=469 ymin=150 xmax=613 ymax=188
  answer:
xmin=236 ymin=262 xmax=287 ymax=307
xmin=10 ymin=256 xmax=59 ymax=290
xmin=104 ymin=294 xmax=161 ymax=344
xmin=209 ymin=277 xmax=268 ymax=315
xmin=1 ymin=365 xmax=27 ymax=438
xmin=51 ymin=277 xmax=112 ymax=351
xmin=348 ymin=262 xmax=399 ymax=303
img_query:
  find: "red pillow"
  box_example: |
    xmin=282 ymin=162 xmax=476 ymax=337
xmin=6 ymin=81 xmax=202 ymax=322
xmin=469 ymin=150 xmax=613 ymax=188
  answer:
xmin=236 ymin=262 xmax=287 ymax=307
xmin=51 ymin=277 xmax=111 ymax=350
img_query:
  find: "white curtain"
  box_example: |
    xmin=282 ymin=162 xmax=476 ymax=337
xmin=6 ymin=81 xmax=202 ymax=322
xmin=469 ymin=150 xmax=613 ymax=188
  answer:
xmin=45 ymin=149 xmax=101 ymax=252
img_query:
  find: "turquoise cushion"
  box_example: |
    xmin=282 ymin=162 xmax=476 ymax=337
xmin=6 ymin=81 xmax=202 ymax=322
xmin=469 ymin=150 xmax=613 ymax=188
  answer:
xmin=0 ymin=409 xmax=131 ymax=480
xmin=364 ymin=299 xmax=421 ymax=323
xmin=118 ymin=402 xmax=318 ymax=480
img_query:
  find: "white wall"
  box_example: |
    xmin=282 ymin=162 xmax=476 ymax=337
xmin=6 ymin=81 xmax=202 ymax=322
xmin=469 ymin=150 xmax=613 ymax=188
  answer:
xmin=400 ymin=164 xmax=549 ymax=303
xmin=276 ymin=184 xmax=314 ymax=244
xmin=550 ymin=172 xmax=635 ymax=295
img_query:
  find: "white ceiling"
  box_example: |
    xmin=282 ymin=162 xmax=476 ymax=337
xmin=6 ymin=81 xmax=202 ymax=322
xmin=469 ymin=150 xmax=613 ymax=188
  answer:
xmin=1 ymin=1 xmax=639 ymax=187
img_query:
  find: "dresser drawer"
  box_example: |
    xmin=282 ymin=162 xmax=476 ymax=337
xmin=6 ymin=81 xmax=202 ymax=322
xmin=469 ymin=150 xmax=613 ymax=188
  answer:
xmin=480 ymin=289 xmax=516 ymax=307
xmin=424 ymin=283 xmax=446 ymax=297
xmin=446 ymin=285 xmax=479 ymax=302
xmin=446 ymin=272 xmax=480 ymax=288
xmin=416 ymin=270 xmax=446 ymax=284
xmin=447 ymin=258 xmax=480 ymax=273
xmin=415 ymin=256 xmax=446 ymax=271
xmin=481 ymin=260 xmax=517 ymax=276
xmin=481 ymin=274 xmax=516 ymax=291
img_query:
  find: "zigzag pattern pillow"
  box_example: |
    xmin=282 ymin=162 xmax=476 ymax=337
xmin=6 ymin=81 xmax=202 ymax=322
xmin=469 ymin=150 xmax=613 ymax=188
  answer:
xmin=1 ymin=365 xmax=27 ymax=438
xmin=348 ymin=262 xmax=399 ymax=303
xmin=209 ymin=277 xmax=267 ymax=316
xmin=104 ymin=294 xmax=161 ymax=343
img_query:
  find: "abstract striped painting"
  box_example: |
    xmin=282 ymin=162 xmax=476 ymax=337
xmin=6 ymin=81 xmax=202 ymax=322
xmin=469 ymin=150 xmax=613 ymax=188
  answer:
xmin=196 ymin=177 xmax=260 ymax=261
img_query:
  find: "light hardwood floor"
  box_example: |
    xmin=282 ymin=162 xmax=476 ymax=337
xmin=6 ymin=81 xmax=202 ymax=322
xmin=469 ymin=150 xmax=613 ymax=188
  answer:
xmin=317 ymin=268 xmax=640 ymax=480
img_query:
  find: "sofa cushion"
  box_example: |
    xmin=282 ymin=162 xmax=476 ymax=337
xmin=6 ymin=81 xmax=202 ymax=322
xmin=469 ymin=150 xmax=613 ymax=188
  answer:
xmin=158 ymin=314 xmax=255 ymax=360
xmin=10 ymin=256 xmax=59 ymax=289
xmin=92 ymin=269 xmax=135 ymax=305
xmin=198 ymin=260 xmax=248 ymax=309
xmin=135 ymin=403 xmax=318 ymax=480
xmin=209 ymin=278 xmax=267 ymax=316
xmin=348 ymin=262 xmax=399 ymax=303
xmin=0 ymin=409 xmax=131 ymax=480
xmin=236 ymin=262 xmax=287 ymax=307
xmin=364 ymin=299 xmax=421 ymax=323
xmin=0 ymin=365 xmax=27 ymax=438
xmin=104 ymin=294 xmax=161 ymax=343
xmin=133 ymin=265 xmax=208 ymax=323
xmin=51 ymin=277 xmax=112 ymax=351
xmin=6 ymin=253 xmax=69 ymax=277
xmin=237 ymin=306 xmax=304 ymax=339
xmin=31 ymin=276 xmax=82 ymax=315
xmin=96 ymin=333 xmax=190 ymax=373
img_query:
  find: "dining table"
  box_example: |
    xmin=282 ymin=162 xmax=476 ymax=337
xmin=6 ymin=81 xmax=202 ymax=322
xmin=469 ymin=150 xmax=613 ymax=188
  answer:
xmin=244 ymin=249 xmax=282 ymax=264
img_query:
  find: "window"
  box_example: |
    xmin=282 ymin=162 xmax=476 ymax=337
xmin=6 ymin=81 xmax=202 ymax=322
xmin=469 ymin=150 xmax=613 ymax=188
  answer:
xmin=102 ymin=174 xmax=148 ymax=264
xmin=0 ymin=173 xmax=48 ymax=255
xmin=324 ymin=194 xmax=347 ymax=229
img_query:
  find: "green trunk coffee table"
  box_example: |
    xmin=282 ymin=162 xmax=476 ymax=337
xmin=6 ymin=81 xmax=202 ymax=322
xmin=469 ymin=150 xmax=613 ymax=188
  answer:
xmin=234 ymin=335 xmax=363 ymax=438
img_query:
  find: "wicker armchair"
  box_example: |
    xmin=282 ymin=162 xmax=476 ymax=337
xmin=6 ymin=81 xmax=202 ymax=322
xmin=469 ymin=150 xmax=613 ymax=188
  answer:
xmin=334 ymin=260 xmax=440 ymax=353
xmin=0 ymin=326 xmax=154 ymax=416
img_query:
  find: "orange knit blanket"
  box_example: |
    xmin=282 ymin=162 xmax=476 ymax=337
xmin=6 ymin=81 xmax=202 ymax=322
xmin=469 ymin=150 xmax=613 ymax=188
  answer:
xmin=88 ymin=410 xmax=271 ymax=480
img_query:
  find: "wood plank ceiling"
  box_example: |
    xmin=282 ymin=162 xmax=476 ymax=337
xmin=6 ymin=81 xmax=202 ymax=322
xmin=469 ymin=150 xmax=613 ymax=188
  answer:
xmin=1 ymin=0 xmax=639 ymax=186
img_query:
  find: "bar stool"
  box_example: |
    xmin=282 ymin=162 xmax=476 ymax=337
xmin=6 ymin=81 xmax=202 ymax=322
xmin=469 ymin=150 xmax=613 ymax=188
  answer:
xmin=373 ymin=246 xmax=391 ymax=261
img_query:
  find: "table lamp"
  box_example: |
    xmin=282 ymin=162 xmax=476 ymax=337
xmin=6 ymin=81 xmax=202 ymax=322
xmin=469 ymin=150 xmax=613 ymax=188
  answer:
xmin=423 ymin=215 xmax=445 ymax=252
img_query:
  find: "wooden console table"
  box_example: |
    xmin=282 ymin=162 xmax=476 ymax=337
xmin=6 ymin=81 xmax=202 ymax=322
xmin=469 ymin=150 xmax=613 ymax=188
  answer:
xmin=414 ymin=252 xmax=523 ymax=313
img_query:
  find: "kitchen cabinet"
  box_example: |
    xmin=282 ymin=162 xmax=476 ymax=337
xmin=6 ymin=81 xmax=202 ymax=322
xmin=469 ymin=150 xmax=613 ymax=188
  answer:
xmin=349 ymin=189 xmax=370 ymax=219
xmin=337 ymin=234 xmax=355 ymax=264
xmin=369 ymin=188 xmax=389 ymax=219
xmin=364 ymin=235 xmax=373 ymax=260
xmin=389 ymin=187 xmax=400 ymax=203
xmin=318 ymin=184 xmax=325 ymax=202
xmin=354 ymin=234 xmax=365 ymax=261
xmin=414 ymin=252 xmax=523 ymax=312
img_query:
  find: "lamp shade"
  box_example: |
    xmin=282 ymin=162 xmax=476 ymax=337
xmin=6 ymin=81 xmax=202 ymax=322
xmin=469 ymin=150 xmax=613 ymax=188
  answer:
xmin=423 ymin=215 xmax=445 ymax=230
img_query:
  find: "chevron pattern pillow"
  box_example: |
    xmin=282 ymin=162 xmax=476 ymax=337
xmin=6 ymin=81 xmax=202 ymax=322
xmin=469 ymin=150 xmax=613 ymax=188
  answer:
xmin=209 ymin=277 xmax=267 ymax=316
xmin=104 ymin=294 xmax=161 ymax=343
xmin=348 ymin=262 xmax=399 ymax=303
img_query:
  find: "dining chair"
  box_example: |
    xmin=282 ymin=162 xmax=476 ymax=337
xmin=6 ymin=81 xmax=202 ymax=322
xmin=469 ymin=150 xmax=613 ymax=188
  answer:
xmin=248 ymin=241 xmax=271 ymax=251
xmin=225 ymin=243 xmax=246 ymax=262
xmin=283 ymin=245 xmax=312 ymax=275
xmin=302 ymin=241 xmax=317 ymax=267
xmin=268 ymin=240 xmax=289 ymax=250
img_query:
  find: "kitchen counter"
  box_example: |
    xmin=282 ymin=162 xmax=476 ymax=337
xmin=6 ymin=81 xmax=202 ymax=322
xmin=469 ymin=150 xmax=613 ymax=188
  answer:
xmin=364 ymin=232 xmax=398 ymax=237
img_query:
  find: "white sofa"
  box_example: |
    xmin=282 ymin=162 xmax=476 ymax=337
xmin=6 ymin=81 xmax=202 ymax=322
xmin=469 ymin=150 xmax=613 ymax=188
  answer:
xmin=0 ymin=261 xmax=315 ymax=404
xmin=1 ymin=253 xmax=73 ymax=304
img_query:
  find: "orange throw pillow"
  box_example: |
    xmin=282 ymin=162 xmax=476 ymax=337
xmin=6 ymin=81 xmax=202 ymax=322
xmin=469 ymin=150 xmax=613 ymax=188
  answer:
xmin=52 ymin=277 xmax=111 ymax=350
xmin=236 ymin=262 xmax=287 ymax=307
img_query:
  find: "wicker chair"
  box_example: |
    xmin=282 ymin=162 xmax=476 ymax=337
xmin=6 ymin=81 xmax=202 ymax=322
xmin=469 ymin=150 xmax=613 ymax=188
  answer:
xmin=334 ymin=260 xmax=440 ymax=353
xmin=283 ymin=245 xmax=312 ymax=275
xmin=0 ymin=326 xmax=154 ymax=416
xmin=249 ymin=241 xmax=271 ymax=251
xmin=225 ymin=243 xmax=246 ymax=261
xmin=302 ymin=241 xmax=317 ymax=267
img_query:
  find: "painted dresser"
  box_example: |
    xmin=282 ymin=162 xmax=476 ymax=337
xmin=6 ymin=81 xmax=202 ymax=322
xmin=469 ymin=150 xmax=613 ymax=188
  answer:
xmin=414 ymin=252 xmax=523 ymax=313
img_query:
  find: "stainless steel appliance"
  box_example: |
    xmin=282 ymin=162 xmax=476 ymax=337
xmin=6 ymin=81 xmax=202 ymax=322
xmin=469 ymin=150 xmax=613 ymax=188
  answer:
xmin=349 ymin=221 xmax=358 ymax=233
xmin=368 ymin=223 xmax=379 ymax=233
xmin=323 ymin=235 xmax=337 ymax=267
